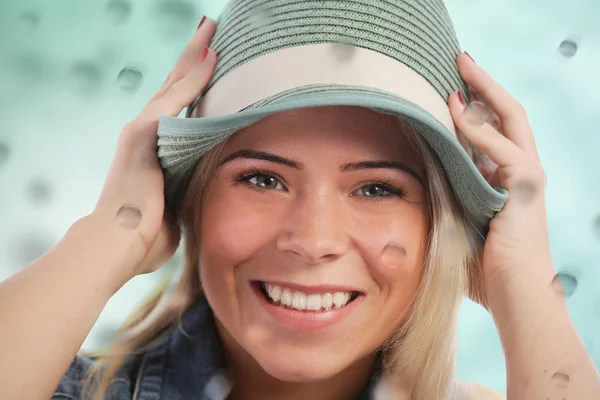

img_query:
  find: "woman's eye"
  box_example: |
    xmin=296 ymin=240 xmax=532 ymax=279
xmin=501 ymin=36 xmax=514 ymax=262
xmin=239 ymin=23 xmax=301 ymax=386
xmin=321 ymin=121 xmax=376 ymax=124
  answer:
xmin=247 ymin=174 xmax=283 ymax=191
xmin=357 ymin=183 xmax=398 ymax=199
xmin=235 ymin=171 xmax=406 ymax=199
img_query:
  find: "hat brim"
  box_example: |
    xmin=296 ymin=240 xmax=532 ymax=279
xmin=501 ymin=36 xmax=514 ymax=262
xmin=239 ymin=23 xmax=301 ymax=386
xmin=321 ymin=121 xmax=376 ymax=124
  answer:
xmin=157 ymin=87 xmax=509 ymax=238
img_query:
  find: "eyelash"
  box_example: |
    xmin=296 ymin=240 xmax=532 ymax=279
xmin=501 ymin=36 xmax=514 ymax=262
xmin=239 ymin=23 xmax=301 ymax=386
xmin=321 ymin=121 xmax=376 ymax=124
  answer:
xmin=231 ymin=167 xmax=407 ymax=201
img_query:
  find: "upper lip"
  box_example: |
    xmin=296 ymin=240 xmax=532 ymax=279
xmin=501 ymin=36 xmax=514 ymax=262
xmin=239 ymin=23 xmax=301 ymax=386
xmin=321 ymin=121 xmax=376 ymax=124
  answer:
xmin=257 ymin=280 xmax=363 ymax=295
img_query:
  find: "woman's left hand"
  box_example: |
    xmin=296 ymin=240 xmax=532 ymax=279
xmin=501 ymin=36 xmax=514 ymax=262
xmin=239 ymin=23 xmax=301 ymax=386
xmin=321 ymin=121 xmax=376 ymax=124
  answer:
xmin=448 ymin=52 xmax=555 ymax=302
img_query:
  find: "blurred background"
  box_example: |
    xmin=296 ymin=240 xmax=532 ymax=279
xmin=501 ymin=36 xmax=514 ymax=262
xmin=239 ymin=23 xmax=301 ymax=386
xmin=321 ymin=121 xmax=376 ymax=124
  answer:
xmin=1 ymin=0 xmax=599 ymax=395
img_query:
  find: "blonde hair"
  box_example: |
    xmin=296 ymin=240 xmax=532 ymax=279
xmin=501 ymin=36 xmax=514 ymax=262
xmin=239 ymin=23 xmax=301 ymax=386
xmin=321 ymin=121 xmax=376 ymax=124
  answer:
xmin=80 ymin=112 xmax=488 ymax=400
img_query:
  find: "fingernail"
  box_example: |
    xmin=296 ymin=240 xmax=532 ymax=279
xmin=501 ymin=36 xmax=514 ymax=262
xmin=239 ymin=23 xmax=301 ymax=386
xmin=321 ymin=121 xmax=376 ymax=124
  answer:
xmin=197 ymin=15 xmax=206 ymax=30
xmin=457 ymin=90 xmax=466 ymax=106
xmin=199 ymin=46 xmax=209 ymax=63
xmin=464 ymin=51 xmax=476 ymax=64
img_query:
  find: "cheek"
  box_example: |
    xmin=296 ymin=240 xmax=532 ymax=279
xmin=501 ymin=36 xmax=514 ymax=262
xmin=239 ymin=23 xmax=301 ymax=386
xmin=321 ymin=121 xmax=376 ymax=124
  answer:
xmin=367 ymin=214 xmax=428 ymax=287
xmin=200 ymin=186 xmax=269 ymax=261
xmin=197 ymin=192 xmax=241 ymax=312
xmin=367 ymin=246 xmax=423 ymax=338
xmin=364 ymin=214 xmax=428 ymax=332
xmin=372 ymin=240 xmax=425 ymax=287
xmin=198 ymin=188 xmax=271 ymax=308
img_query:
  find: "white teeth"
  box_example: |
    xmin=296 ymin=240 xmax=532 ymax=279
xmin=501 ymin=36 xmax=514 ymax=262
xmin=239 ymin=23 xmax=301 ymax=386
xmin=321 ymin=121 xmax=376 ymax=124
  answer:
xmin=332 ymin=292 xmax=348 ymax=308
xmin=261 ymin=282 xmax=355 ymax=312
xmin=321 ymin=293 xmax=333 ymax=309
xmin=269 ymin=285 xmax=282 ymax=302
xmin=280 ymin=288 xmax=292 ymax=306
xmin=292 ymin=292 xmax=306 ymax=310
xmin=306 ymin=294 xmax=321 ymax=311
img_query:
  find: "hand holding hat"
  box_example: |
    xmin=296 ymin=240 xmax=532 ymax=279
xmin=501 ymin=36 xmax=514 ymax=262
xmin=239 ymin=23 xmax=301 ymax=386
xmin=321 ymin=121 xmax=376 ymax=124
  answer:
xmin=448 ymin=52 xmax=551 ymax=303
xmin=91 ymin=18 xmax=217 ymax=285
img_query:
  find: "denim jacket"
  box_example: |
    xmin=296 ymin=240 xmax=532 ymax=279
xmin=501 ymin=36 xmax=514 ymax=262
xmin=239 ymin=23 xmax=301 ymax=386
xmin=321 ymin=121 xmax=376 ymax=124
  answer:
xmin=51 ymin=295 xmax=382 ymax=400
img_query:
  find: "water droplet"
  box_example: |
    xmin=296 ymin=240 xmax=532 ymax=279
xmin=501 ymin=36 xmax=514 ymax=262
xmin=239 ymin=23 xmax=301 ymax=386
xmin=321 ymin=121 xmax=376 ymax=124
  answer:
xmin=153 ymin=0 xmax=197 ymax=40
xmin=106 ymin=0 xmax=133 ymax=24
xmin=116 ymin=205 xmax=142 ymax=229
xmin=70 ymin=60 xmax=104 ymax=96
xmin=463 ymin=101 xmax=493 ymax=126
xmin=248 ymin=3 xmax=275 ymax=29
xmin=330 ymin=43 xmax=357 ymax=62
xmin=117 ymin=66 xmax=144 ymax=93
xmin=204 ymin=371 xmax=233 ymax=400
xmin=558 ymin=39 xmax=578 ymax=58
xmin=11 ymin=233 xmax=55 ymax=269
xmin=371 ymin=374 xmax=407 ymax=399
xmin=550 ymin=371 xmax=570 ymax=389
xmin=10 ymin=52 xmax=48 ymax=82
xmin=21 ymin=10 xmax=40 ymax=28
xmin=0 ymin=142 xmax=10 ymax=168
xmin=380 ymin=243 xmax=406 ymax=267
xmin=512 ymin=179 xmax=538 ymax=204
xmin=27 ymin=177 xmax=52 ymax=204
xmin=551 ymin=272 xmax=578 ymax=297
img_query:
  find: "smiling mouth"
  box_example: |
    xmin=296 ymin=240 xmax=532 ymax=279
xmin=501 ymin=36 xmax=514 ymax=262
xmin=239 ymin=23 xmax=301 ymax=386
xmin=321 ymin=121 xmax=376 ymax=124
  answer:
xmin=256 ymin=281 xmax=360 ymax=312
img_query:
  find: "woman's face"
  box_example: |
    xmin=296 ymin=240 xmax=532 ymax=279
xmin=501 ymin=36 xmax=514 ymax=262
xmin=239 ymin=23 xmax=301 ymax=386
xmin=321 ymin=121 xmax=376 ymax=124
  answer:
xmin=198 ymin=105 xmax=429 ymax=382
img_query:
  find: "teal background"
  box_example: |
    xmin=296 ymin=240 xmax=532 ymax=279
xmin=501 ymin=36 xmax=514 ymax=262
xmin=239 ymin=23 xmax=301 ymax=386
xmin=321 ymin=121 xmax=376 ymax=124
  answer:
xmin=1 ymin=0 xmax=599 ymax=395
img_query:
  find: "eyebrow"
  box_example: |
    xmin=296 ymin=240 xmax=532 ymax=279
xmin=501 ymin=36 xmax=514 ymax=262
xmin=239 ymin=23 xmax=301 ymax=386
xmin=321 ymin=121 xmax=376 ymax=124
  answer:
xmin=217 ymin=149 xmax=424 ymax=186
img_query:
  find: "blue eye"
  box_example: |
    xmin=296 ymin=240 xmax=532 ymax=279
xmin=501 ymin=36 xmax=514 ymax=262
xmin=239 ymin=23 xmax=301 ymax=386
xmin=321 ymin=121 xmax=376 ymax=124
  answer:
xmin=232 ymin=168 xmax=407 ymax=200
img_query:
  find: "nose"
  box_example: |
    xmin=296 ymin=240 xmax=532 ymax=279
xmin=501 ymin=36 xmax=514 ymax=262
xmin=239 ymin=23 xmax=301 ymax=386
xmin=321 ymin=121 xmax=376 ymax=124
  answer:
xmin=276 ymin=188 xmax=349 ymax=264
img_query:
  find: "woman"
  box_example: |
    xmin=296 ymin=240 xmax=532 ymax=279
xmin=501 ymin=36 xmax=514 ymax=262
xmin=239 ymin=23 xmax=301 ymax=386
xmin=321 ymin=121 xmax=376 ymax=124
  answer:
xmin=1 ymin=1 xmax=599 ymax=399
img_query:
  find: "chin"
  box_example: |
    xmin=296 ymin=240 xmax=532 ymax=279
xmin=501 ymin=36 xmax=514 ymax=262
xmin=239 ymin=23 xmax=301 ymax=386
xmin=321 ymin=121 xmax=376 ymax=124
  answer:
xmin=255 ymin=351 xmax=346 ymax=383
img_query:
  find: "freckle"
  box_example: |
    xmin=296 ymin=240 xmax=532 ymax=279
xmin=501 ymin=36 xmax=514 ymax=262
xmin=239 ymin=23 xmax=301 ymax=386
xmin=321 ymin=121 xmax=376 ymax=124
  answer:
xmin=381 ymin=243 xmax=406 ymax=267
xmin=116 ymin=205 xmax=142 ymax=229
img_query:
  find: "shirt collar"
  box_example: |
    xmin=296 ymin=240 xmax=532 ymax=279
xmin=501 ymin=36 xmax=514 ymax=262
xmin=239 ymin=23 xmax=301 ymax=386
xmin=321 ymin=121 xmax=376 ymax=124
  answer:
xmin=161 ymin=295 xmax=228 ymax=399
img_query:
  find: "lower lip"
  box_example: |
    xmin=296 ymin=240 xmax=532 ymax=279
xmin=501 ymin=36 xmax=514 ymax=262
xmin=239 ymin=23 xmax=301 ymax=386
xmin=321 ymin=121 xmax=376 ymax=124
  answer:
xmin=251 ymin=282 xmax=364 ymax=332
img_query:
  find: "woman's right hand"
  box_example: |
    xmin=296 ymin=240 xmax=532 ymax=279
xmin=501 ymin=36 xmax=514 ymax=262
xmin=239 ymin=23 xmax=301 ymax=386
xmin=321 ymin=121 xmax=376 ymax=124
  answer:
xmin=92 ymin=17 xmax=217 ymax=279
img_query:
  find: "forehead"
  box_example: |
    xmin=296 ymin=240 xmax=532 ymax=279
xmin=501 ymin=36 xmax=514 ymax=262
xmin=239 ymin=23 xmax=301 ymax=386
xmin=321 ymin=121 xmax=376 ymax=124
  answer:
xmin=224 ymin=106 xmax=425 ymax=174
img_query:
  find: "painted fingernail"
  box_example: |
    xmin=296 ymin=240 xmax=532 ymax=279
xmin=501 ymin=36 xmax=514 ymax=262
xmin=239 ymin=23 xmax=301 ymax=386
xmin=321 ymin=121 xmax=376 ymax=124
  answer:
xmin=464 ymin=51 xmax=476 ymax=64
xmin=197 ymin=15 xmax=206 ymax=30
xmin=457 ymin=90 xmax=466 ymax=106
xmin=199 ymin=46 xmax=209 ymax=63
